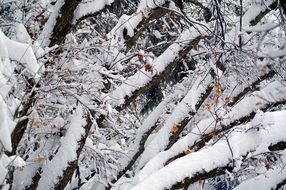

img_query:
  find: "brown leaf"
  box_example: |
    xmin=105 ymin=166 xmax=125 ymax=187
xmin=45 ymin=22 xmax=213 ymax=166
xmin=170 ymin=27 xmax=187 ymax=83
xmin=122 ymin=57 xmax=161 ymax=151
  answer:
xmin=158 ymin=25 xmax=166 ymax=33
xmin=264 ymin=159 xmax=270 ymax=170
xmin=36 ymin=155 xmax=45 ymax=163
xmin=32 ymin=119 xmax=41 ymax=128
xmin=138 ymin=54 xmax=144 ymax=62
xmin=224 ymin=96 xmax=232 ymax=104
xmin=214 ymin=97 xmax=220 ymax=104
xmin=145 ymin=64 xmax=153 ymax=73
xmin=170 ymin=11 xmax=176 ymax=19
xmin=141 ymin=11 xmax=145 ymax=18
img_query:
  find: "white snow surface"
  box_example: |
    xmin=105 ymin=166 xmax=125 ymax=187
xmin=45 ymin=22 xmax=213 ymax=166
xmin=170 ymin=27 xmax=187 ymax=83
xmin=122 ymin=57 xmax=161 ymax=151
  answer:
xmin=233 ymin=151 xmax=286 ymax=190
xmin=0 ymin=30 xmax=40 ymax=75
xmin=108 ymin=27 xmax=205 ymax=107
xmin=108 ymin=0 xmax=165 ymax=40
xmin=131 ymin=109 xmax=286 ymax=189
xmin=225 ymin=0 xmax=275 ymax=45
xmin=74 ymin=0 xmax=114 ymax=21
xmin=136 ymin=70 xmax=213 ymax=169
xmin=134 ymin=80 xmax=286 ymax=184
xmin=37 ymin=105 xmax=86 ymax=189
xmin=0 ymin=30 xmax=38 ymax=151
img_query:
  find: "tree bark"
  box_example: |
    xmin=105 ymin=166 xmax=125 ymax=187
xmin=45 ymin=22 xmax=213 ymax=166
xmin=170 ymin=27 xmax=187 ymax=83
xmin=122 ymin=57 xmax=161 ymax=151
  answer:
xmin=49 ymin=0 xmax=82 ymax=46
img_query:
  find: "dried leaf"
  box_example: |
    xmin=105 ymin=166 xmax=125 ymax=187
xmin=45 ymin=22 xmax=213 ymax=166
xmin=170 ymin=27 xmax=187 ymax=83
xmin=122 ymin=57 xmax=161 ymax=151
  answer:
xmin=224 ymin=96 xmax=232 ymax=104
xmin=141 ymin=11 xmax=145 ymax=18
xmin=138 ymin=53 xmax=144 ymax=62
xmin=184 ymin=148 xmax=192 ymax=155
xmin=145 ymin=63 xmax=153 ymax=73
xmin=36 ymin=155 xmax=45 ymax=163
xmin=47 ymin=56 xmax=54 ymax=64
xmin=264 ymin=159 xmax=270 ymax=170
xmin=158 ymin=25 xmax=166 ymax=33
xmin=32 ymin=119 xmax=41 ymax=128
xmin=214 ymin=84 xmax=222 ymax=96
xmin=170 ymin=11 xmax=176 ymax=19
xmin=67 ymin=68 xmax=73 ymax=76
xmin=203 ymin=103 xmax=212 ymax=110
xmin=172 ymin=125 xmax=178 ymax=133
xmin=214 ymin=97 xmax=220 ymax=104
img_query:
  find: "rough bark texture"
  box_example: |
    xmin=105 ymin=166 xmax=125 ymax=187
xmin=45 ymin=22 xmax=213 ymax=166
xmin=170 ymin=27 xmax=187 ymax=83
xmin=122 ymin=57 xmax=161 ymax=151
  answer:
xmin=49 ymin=0 xmax=82 ymax=46
xmin=249 ymin=1 xmax=277 ymax=26
xmin=125 ymin=2 xmax=170 ymax=52
xmin=170 ymin=166 xmax=233 ymax=190
xmin=170 ymin=140 xmax=286 ymax=190
xmin=6 ymin=91 xmax=36 ymax=156
xmin=165 ymin=73 xmax=215 ymax=150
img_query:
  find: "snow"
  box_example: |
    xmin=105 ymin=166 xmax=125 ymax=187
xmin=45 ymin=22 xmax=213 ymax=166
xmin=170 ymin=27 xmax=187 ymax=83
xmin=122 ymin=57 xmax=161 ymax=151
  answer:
xmin=137 ymin=0 xmax=165 ymax=11
xmin=233 ymin=151 xmax=286 ymax=190
xmin=74 ymin=0 xmax=115 ymax=22
xmin=225 ymin=0 xmax=275 ymax=45
xmin=13 ymin=140 xmax=55 ymax=189
xmin=134 ymin=80 xmax=286 ymax=183
xmin=242 ymin=0 xmax=275 ymax=28
xmin=136 ymin=69 xmax=212 ymax=169
xmin=106 ymin=0 xmax=166 ymax=46
xmin=0 ymin=30 xmax=40 ymax=152
xmin=9 ymin=156 xmax=26 ymax=169
xmin=37 ymin=0 xmax=65 ymax=47
xmin=0 ymin=30 xmax=40 ymax=76
xmin=0 ymin=30 xmax=32 ymax=187
xmin=118 ymin=88 xmax=179 ymax=168
xmin=0 ymin=154 xmax=9 ymax=185
xmin=258 ymin=47 xmax=286 ymax=58
xmin=16 ymin=23 xmax=32 ymax=44
xmin=132 ymin=110 xmax=286 ymax=189
xmin=0 ymin=98 xmax=13 ymax=152
xmin=108 ymin=27 xmax=205 ymax=106
xmin=37 ymin=105 xmax=87 ymax=189
xmin=0 ymin=31 xmax=36 ymax=151
xmin=0 ymin=154 xmax=26 ymax=186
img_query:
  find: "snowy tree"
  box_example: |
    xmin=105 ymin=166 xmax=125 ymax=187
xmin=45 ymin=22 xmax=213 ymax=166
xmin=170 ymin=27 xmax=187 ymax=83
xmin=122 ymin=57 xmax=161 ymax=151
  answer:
xmin=0 ymin=0 xmax=286 ymax=190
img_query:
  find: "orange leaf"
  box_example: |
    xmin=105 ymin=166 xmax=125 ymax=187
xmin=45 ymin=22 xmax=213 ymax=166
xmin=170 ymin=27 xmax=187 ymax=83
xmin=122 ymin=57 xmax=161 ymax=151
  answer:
xmin=203 ymin=103 xmax=212 ymax=110
xmin=214 ymin=97 xmax=220 ymax=104
xmin=214 ymin=84 xmax=222 ymax=96
xmin=172 ymin=125 xmax=178 ymax=133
